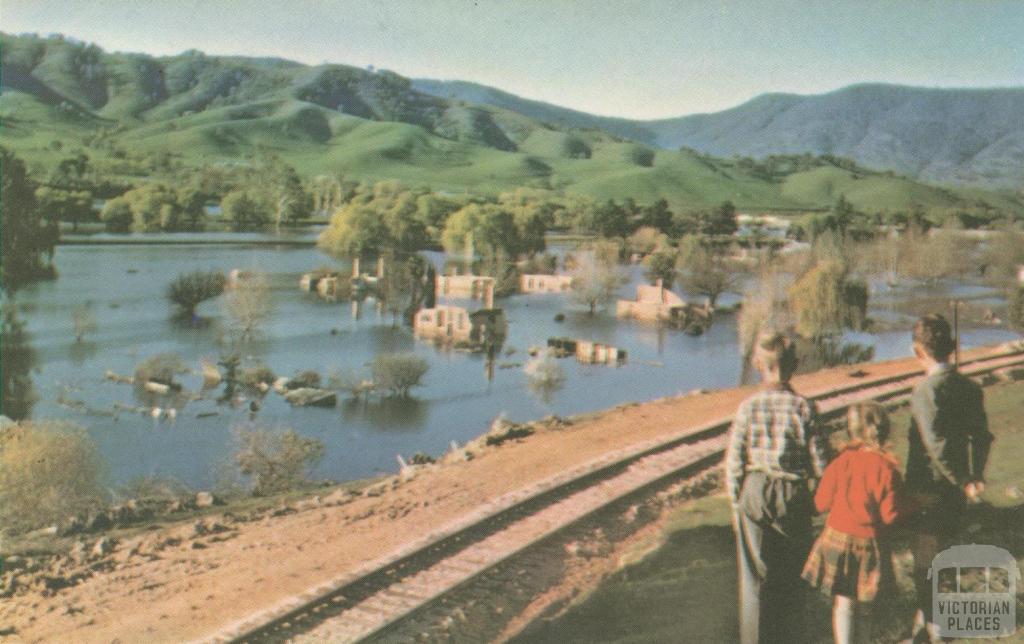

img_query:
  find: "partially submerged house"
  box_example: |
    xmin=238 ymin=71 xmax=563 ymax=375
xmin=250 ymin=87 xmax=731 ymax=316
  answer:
xmin=520 ymin=274 xmax=573 ymax=294
xmin=548 ymin=337 xmax=626 ymax=365
xmin=300 ymin=271 xmax=345 ymax=301
xmin=436 ymin=275 xmax=495 ymax=308
xmin=616 ymin=280 xmax=712 ymax=333
xmin=414 ymin=305 xmax=506 ymax=348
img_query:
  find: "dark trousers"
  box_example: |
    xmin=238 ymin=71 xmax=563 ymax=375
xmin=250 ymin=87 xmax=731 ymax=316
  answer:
xmin=733 ymin=473 xmax=813 ymax=644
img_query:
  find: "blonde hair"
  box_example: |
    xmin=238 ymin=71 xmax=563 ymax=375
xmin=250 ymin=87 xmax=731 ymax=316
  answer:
xmin=846 ymin=401 xmax=891 ymax=449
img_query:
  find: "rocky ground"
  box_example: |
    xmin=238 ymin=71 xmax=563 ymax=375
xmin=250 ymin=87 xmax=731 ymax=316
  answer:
xmin=0 ymin=345 xmax=1018 ymax=643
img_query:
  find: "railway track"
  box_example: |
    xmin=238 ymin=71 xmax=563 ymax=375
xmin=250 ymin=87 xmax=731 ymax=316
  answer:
xmin=202 ymin=347 xmax=1024 ymax=644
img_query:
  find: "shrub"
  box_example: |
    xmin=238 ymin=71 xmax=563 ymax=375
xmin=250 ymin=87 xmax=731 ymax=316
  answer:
xmin=100 ymin=197 xmax=133 ymax=232
xmin=287 ymin=370 xmax=322 ymax=389
xmin=234 ymin=426 xmax=325 ymax=496
xmin=134 ymin=352 xmax=189 ymax=386
xmin=223 ymin=271 xmax=271 ymax=342
xmin=371 ymin=353 xmax=429 ymax=397
xmin=167 ymin=270 xmax=226 ymax=316
xmin=0 ymin=421 xmax=107 ymax=533
xmin=238 ymin=364 xmax=276 ymax=388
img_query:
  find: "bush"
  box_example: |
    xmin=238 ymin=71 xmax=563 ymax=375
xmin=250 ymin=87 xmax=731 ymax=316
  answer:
xmin=167 ymin=270 xmax=226 ymax=316
xmin=100 ymin=197 xmax=133 ymax=232
xmin=371 ymin=353 xmax=429 ymax=397
xmin=134 ymin=352 xmax=189 ymax=386
xmin=0 ymin=421 xmax=107 ymax=533
xmin=234 ymin=426 xmax=325 ymax=496
xmin=238 ymin=364 xmax=276 ymax=388
xmin=287 ymin=370 xmax=322 ymax=389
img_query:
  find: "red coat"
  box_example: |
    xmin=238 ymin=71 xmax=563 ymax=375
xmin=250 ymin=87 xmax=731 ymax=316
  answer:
xmin=815 ymin=446 xmax=907 ymax=538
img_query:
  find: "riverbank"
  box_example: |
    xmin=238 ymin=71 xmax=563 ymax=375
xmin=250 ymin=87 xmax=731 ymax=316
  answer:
xmin=1 ymin=344 xmax=1021 ymax=643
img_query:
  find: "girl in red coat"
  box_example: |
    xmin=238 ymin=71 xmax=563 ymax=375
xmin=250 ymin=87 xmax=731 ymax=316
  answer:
xmin=803 ymin=401 xmax=909 ymax=644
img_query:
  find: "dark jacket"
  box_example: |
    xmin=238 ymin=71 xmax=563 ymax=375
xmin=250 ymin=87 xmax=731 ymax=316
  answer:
xmin=905 ymin=365 xmax=993 ymax=495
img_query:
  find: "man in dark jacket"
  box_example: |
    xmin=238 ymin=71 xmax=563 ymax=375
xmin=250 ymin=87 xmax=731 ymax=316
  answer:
xmin=906 ymin=314 xmax=993 ymax=643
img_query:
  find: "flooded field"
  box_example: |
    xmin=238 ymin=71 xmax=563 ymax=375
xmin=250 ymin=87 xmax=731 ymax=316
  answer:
xmin=9 ymin=236 xmax=1018 ymax=488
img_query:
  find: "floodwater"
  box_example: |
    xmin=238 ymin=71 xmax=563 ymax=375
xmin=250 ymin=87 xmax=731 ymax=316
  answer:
xmin=7 ymin=237 xmax=1019 ymax=489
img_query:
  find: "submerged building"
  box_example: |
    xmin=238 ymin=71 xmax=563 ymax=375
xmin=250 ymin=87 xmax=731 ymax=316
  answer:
xmin=616 ymin=280 xmax=712 ymax=333
xmin=520 ymin=274 xmax=573 ymax=294
xmin=414 ymin=305 xmax=507 ymax=348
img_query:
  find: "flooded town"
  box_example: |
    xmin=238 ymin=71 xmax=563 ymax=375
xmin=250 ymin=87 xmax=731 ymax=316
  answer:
xmin=2 ymin=2 xmax=1023 ymax=642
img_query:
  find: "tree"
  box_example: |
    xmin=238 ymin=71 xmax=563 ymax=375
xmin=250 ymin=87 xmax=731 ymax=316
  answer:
xmin=234 ymin=426 xmax=324 ymax=496
xmin=1 ymin=147 xmax=57 ymax=293
xmin=787 ymin=260 xmax=868 ymax=339
xmin=1 ymin=303 xmax=37 ymax=420
xmin=701 ymin=201 xmax=738 ymax=236
xmin=570 ymin=241 xmax=625 ymax=314
xmin=589 ymin=199 xmax=632 ymax=238
xmin=319 ymin=203 xmax=393 ymax=257
xmin=167 ymin=270 xmax=227 ymax=317
xmin=223 ymin=272 xmax=272 ymax=343
xmin=644 ymin=249 xmax=678 ymax=289
xmin=221 ymin=189 xmax=271 ymax=231
xmin=442 ymin=203 xmax=521 ymax=257
xmin=371 ymin=353 xmax=429 ymax=397
xmin=677 ymin=235 xmax=738 ymax=308
xmin=642 ymin=198 xmax=674 ymax=234
xmin=981 ymin=226 xmax=1024 ymax=286
xmin=122 ymin=183 xmax=181 ymax=232
xmin=0 ymin=421 xmax=107 ymax=533
xmin=100 ymin=197 xmax=134 ymax=232
xmin=35 ymin=186 xmax=93 ymax=232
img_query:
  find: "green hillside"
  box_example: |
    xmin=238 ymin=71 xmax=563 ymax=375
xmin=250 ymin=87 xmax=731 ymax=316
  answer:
xmin=2 ymin=32 xmax=1021 ymax=216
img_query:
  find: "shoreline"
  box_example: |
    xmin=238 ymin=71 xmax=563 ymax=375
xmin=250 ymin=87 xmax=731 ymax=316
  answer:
xmin=1 ymin=342 xmax=1021 ymax=642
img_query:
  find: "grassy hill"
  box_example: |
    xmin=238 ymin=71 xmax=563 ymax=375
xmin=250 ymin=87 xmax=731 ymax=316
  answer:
xmin=416 ymin=80 xmax=1024 ymax=191
xmin=3 ymin=33 xmax=1022 ymax=216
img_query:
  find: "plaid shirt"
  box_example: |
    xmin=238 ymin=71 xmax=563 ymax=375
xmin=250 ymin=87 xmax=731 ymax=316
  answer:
xmin=725 ymin=383 xmax=828 ymax=505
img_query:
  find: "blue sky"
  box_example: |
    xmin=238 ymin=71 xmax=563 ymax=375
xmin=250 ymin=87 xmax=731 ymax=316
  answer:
xmin=3 ymin=0 xmax=1022 ymax=119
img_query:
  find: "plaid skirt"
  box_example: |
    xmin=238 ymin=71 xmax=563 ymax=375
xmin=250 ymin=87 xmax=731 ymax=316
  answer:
xmin=801 ymin=525 xmax=893 ymax=602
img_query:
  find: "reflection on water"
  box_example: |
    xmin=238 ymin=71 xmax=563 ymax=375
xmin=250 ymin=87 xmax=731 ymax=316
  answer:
xmin=68 ymin=339 xmax=99 ymax=367
xmin=9 ymin=241 xmax=1021 ymax=488
xmin=341 ymin=397 xmax=428 ymax=430
xmin=1 ymin=303 xmax=37 ymax=420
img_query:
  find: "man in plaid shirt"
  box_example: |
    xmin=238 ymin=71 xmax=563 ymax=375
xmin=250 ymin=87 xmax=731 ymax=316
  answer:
xmin=726 ymin=330 xmax=828 ymax=644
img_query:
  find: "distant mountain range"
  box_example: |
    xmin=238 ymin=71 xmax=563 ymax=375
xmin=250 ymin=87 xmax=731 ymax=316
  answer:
xmin=413 ymin=80 xmax=1024 ymax=190
xmin=2 ymin=32 xmax=1021 ymax=215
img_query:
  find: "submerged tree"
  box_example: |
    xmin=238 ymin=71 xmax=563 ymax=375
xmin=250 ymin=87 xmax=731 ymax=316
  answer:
xmin=167 ymin=270 xmax=227 ymax=318
xmin=570 ymin=241 xmax=625 ymax=314
xmin=223 ymin=272 xmax=272 ymax=343
xmin=1 ymin=147 xmax=58 ymax=293
xmin=677 ymin=235 xmax=738 ymax=309
xmin=371 ymin=353 xmax=429 ymax=398
xmin=788 ymin=260 xmax=868 ymax=339
xmin=1 ymin=303 xmax=37 ymax=420
xmin=644 ymin=249 xmax=678 ymax=289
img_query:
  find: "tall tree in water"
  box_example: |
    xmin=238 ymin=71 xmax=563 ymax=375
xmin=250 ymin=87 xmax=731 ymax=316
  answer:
xmin=2 ymin=147 xmax=55 ymax=419
xmin=1 ymin=147 xmax=58 ymax=292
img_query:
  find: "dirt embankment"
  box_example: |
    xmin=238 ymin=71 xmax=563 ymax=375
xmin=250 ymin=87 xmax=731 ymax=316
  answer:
xmin=0 ymin=346 xmax=1014 ymax=643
